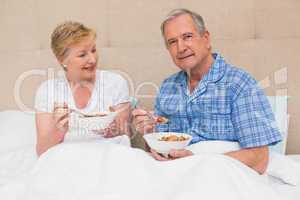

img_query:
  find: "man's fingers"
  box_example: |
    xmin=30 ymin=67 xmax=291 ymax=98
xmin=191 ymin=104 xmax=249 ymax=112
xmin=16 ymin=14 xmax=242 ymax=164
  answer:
xmin=134 ymin=115 xmax=156 ymax=128
xmin=134 ymin=115 xmax=151 ymax=125
xmin=132 ymin=109 xmax=147 ymax=117
xmin=150 ymin=149 xmax=169 ymax=161
xmin=132 ymin=109 xmax=157 ymax=134
xmin=168 ymin=149 xmax=193 ymax=158
xmin=135 ymin=122 xmax=155 ymax=134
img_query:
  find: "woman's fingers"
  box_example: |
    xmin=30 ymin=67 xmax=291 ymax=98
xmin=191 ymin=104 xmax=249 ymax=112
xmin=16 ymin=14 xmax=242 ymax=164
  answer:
xmin=101 ymin=120 xmax=119 ymax=138
xmin=53 ymin=111 xmax=69 ymax=125
xmin=116 ymin=118 xmax=129 ymax=136
xmin=53 ymin=104 xmax=69 ymax=133
xmin=92 ymin=121 xmax=119 ymax=138
xmin=56 ymin=116 xmax=69 ymax=132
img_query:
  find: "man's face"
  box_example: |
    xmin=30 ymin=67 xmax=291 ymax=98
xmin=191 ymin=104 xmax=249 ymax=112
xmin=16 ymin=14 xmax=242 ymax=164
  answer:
xmin=163 ymin=14 xmax=211 ymax=72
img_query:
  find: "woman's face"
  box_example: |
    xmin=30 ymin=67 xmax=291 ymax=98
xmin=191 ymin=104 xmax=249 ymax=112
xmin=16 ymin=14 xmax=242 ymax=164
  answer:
xmin=61 ymin=36 xmax=98 ymax=82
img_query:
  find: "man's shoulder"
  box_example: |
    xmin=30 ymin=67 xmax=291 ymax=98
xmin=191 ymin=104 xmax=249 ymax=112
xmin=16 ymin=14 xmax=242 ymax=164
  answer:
xmin=223 ymin=64 xmax=258 ymax=90
xmin=161 ymin=71 xmax=185 ymax=85
xmin=156 ymin=71 xmax=185 ymax=96
xmin=216 ymin=59 xmax=264 ymax=100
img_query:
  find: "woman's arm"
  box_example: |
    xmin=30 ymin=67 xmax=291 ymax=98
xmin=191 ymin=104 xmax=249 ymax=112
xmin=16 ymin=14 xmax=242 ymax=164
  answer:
xmin=35 ymin=107 xmax=69 ymax=156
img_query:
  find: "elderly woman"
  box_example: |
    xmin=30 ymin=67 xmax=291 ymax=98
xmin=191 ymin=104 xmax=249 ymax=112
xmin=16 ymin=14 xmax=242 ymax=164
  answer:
xmin=35 ymin=21 xmax=131 ymax=156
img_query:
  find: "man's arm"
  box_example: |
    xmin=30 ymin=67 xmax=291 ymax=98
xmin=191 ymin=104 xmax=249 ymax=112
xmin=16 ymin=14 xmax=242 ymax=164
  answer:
xmin=229 ymin=81 xmax=281 ymax=175
xmin=224 ymin=145 xmax=269 ymax=174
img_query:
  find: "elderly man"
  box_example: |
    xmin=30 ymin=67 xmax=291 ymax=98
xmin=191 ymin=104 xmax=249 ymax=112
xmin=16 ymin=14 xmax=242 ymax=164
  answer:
xmin=132 ymin=9 xmax=282 ymax=174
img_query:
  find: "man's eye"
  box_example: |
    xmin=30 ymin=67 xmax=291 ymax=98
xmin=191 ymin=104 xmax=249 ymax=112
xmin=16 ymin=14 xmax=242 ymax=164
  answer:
xmin=183 ymin=35 xmax=192 ymax=40
xmin=168 ymin=40 xmax=176 ymax=46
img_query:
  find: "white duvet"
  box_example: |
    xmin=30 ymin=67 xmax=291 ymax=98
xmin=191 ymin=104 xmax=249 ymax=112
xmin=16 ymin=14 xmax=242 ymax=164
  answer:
xmin=0 ymin=141 xmax=287 ymax=200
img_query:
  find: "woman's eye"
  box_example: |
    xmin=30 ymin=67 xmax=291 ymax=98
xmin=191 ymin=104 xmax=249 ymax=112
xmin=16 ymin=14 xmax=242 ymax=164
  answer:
xmin=91 ymin=48 xmax=96 ymax=53
xmin=78 ymin=53 xmax=86 ymax=57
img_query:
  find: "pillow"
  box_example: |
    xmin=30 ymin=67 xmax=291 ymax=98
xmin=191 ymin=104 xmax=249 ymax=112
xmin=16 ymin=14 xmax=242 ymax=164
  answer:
xmin=0 ymin=110 xmax=36 ymax=153
xmin=267 ymin=96 xmax=288 ymax=154
xmin=187 ymin=141 xmax=300 ymax=186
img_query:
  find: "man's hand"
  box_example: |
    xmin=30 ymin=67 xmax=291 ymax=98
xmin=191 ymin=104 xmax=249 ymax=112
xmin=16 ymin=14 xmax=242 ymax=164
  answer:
xmin=169 ymin=149 xmax=194 ymax=159
xmin=150 ymin=149 xmax=193 ymax=161
xmin=132 ymin=109 xmax=156 ymax=134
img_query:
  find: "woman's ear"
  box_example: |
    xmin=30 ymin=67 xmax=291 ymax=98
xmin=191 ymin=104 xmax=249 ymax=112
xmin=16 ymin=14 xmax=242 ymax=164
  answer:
xmin=62 ymin=64 xmax=67 ymax=71
xmin=58 ymin=57 xmax=67 ymax=71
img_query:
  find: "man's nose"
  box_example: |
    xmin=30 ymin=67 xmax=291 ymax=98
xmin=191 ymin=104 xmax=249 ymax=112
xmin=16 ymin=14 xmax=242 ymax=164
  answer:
xmin=177 ymin=39 xmax=187 ymax=53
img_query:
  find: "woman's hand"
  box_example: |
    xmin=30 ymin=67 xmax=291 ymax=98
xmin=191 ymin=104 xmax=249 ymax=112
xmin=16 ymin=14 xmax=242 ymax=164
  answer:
xmin=52 ymin=103 xmax=70 ymax=140
xmin=36 ymin=103 xmax=70 ymax=156
xmin=94 ymin=102 xmax=131 ymax=138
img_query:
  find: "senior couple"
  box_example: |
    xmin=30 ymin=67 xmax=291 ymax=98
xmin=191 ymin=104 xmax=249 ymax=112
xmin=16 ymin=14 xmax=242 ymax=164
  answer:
xmin=35 ymin=9 xmax=282 ymax=175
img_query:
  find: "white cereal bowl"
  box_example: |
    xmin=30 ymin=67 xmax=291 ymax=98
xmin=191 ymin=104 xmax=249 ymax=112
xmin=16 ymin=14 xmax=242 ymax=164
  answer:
xmin=143 ymin=132 xmax=192 ymax=154
xmin=70 ymin=111 xmax=118 ymax=131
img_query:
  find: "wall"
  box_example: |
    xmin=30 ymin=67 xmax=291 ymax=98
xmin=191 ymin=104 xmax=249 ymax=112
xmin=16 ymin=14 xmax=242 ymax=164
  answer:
xmin=0 ymin=0 xmax=299 ymax=153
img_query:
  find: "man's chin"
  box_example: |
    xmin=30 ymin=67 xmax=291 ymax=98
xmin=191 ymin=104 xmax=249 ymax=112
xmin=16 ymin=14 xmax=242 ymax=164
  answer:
xmin=177 ymin=64 xmax=195 ymax=72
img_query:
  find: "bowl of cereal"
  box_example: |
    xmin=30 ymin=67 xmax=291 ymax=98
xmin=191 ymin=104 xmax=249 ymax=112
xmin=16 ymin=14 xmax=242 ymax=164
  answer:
xmin=70 ymin=110 xmax=118 ymax=132
xmin=143 ymin=132 xmax=192 ymax=154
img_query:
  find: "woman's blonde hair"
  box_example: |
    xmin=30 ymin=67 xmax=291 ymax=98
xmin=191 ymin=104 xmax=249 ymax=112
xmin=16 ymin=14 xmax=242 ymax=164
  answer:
xmin=51 ymin=21 xmax=96 ymax=61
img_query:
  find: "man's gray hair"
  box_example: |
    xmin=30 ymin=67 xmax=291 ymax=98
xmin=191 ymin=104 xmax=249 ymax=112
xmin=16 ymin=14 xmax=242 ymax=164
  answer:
xmin=161 ymin=8 xmax=206 ymax=36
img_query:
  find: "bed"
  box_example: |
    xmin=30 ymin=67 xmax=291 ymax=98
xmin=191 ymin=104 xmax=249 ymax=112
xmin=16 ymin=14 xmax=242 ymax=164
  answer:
xmin=0 ymin=96 xmax=299 ymax=200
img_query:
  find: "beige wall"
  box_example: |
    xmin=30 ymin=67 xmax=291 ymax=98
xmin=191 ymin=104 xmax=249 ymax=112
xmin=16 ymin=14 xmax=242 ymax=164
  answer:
xmin=0 ymin=0 xmax=299 ymax=153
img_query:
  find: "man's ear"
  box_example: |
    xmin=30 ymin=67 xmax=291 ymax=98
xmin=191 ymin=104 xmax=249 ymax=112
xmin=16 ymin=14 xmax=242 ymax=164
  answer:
xmin=202 ymin=30 xmax=210 ymax=38
xmin=202 ymin=30 xmax=211 ymax=49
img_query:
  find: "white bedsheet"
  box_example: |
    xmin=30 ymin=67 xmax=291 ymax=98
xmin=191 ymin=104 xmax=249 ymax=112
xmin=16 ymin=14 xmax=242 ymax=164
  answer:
xmin=0 ymin=145 xmax=37 ymax=187
xmin=267 ymin=155 xmax=300 ymax=199
xmin=0 ymin=142 xmax=299 ymax=200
